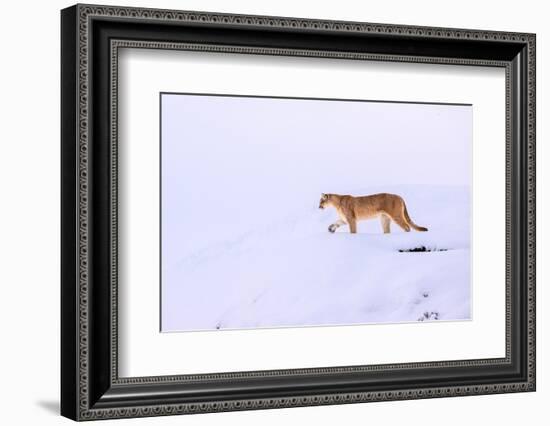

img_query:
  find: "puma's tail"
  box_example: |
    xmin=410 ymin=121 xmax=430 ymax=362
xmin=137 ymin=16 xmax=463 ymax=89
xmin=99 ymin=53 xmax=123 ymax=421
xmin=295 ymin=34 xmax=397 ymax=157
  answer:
xmin=403 ymin=204 xmax=428 ymax=232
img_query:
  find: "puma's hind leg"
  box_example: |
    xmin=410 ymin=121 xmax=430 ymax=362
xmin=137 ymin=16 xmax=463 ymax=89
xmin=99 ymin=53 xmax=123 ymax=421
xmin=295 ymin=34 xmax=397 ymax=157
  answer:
xmin=380 ymin=214 xmax=391 ymax=234
xmin=391 ymin=213 xmax=411 ymax=232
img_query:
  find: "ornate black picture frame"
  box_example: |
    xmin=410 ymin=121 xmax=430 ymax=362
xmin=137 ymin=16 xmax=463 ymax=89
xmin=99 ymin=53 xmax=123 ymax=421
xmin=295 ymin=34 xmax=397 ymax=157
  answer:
xmin=61 ymin=3 xmax=536 ymax=421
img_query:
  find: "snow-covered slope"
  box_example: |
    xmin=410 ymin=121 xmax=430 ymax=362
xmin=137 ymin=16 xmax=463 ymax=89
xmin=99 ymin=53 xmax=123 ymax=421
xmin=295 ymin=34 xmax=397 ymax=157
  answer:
xmin=161 ymin=185 xmax=471 ymax=332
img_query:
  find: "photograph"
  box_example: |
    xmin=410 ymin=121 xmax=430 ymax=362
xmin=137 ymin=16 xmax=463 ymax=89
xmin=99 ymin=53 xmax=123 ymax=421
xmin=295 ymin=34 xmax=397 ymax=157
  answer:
xmin=58 ymin=3 xmax=536 ymax=420
xmin=160 ymin=93 xmax=472 ymax=332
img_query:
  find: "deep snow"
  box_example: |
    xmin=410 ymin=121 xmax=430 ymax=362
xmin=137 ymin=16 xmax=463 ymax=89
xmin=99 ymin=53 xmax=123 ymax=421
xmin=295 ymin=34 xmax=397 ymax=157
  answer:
xmin=161 ymin=184 xmax=471 ymax=332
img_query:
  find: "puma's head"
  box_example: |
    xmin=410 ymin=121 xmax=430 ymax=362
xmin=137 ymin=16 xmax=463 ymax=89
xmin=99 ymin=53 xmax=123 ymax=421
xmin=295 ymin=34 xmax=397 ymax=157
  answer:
xmin=319 ymin=193 xmax=331 ymax=209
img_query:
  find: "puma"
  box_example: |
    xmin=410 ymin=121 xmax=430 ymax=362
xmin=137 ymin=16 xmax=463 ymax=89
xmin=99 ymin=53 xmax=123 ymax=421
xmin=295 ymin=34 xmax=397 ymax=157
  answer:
xmin=318 ymin=193 xmax=428 ymax=234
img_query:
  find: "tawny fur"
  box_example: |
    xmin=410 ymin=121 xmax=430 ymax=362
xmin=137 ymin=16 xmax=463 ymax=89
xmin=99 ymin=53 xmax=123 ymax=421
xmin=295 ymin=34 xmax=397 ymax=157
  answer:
xmin=319 ymin=193 xmax=428 ymax=234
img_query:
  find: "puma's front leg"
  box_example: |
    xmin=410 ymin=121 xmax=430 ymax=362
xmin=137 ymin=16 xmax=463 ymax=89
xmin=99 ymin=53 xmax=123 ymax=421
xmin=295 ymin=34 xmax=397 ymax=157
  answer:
xmin=380 ymin=214 xmax=391 ymax=234
xmin=348 ymin=219 xmax=357 ymax=234
xmin=328 ymin=219 xmax=346 ymax=233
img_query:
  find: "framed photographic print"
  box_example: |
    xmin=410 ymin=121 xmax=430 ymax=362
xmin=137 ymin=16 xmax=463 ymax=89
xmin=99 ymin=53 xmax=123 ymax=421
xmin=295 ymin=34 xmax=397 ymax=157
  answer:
xmin=61 ymin=3 xmax=536 ymax=421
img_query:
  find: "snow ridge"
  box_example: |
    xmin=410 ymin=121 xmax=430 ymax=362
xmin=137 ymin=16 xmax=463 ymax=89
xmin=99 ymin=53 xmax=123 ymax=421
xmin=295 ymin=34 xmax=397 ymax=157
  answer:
xmin=162 ymin=185 xmax=471 ymax=332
